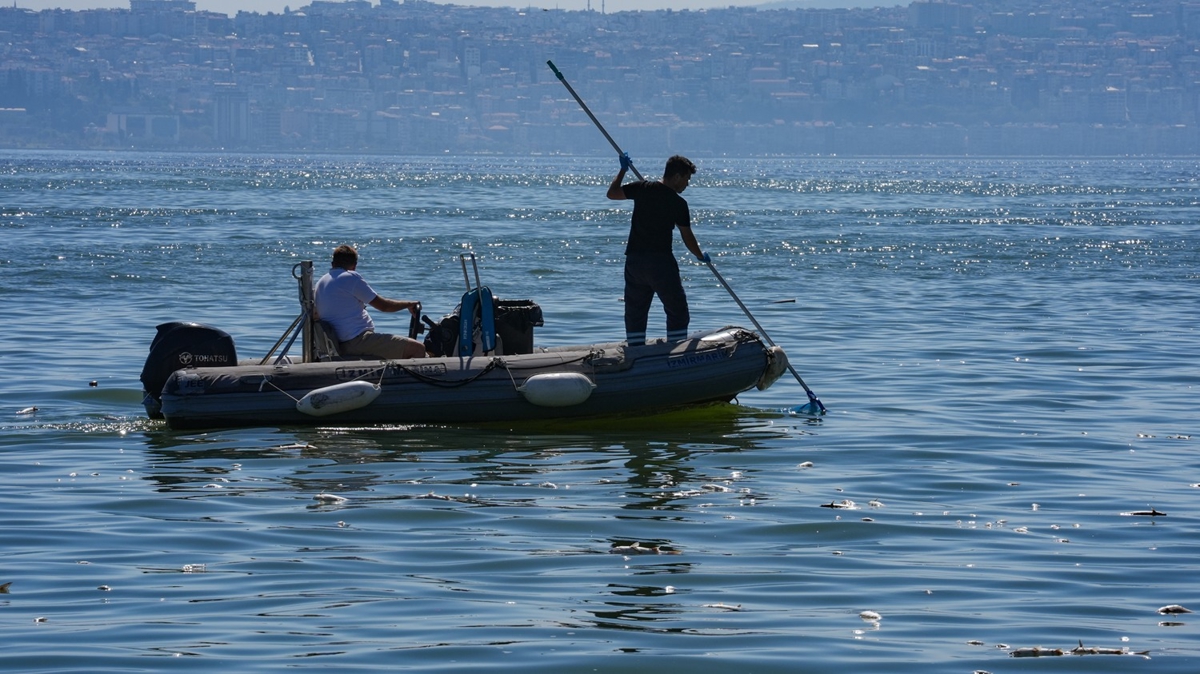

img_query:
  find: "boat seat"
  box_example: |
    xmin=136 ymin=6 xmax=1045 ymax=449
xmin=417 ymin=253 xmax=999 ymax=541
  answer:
xmin=313 ymin=320 xmax=341 ymax=361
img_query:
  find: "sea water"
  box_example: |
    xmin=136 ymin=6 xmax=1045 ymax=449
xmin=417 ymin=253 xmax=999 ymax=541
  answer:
xmin=1 ymin=151 xmax=1197 ymax=672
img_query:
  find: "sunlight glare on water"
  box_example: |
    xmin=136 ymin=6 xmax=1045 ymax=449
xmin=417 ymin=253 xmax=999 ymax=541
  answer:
xmin=1 ymin=151 xmax=1198 ymax=672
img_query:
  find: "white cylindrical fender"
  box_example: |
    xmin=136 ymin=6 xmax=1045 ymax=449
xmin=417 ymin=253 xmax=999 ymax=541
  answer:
xmin=296 ymin=381 xmax=381 ymax=417
xmin=757 ymin=346 xmax=789 ymax=391
xmin=518 ymin=372 xmax=596 ymax=407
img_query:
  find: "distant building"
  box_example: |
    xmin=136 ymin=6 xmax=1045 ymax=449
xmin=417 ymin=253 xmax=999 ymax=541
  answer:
xmin=214 ymin=86 xmax=250 ymax=145
xmin=130 ymin=0 xmax=196 ymax=11
xmin=106 ymin=111 xmax=180 ymax=143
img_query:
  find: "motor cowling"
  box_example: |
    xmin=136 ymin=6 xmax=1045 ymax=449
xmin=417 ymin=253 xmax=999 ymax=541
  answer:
xmin=141 ymin=322 xmax=237 ymax=418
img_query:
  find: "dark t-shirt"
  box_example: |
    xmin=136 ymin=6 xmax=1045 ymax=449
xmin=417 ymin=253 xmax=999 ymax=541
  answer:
xmin=622 ymin=180 xmax=691 ymax=256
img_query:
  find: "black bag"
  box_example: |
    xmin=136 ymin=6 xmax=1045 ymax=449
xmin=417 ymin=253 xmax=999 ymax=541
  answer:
xmin=422 ymin=313 xmax=460 ymax=357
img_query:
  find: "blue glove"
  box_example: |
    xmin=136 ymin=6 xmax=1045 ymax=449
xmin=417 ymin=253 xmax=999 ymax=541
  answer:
xmin=700 ymin=252 xmax=711 ymax=263
xmin=619 ymin=152 xmax=632 ymax=171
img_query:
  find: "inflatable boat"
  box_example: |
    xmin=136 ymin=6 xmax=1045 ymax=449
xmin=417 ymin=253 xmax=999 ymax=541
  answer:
xmin=140 ymin=258 xmax=790 ymax=430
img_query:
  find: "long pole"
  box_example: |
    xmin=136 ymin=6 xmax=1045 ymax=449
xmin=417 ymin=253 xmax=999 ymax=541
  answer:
xmin=705 ymin=260 xmax=826 ymax=413
xmin=546 ymin=60 xmax=644 ymax=181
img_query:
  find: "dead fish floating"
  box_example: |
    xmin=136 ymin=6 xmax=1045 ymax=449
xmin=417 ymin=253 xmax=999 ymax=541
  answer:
xmin=414 ymin=491 xmax=455 ymax=501
xmin=609 ymin=542 xmax=678 ymax=555
xmin=1158 ymin=604 xmax=1192 ymax=615
xmin=1071 ymin=640 xmax=1150 ymax=656
xmin=1010 ymin=647 xmax=1064 ymax=658
xmin=1011 ymin=641 xmax=1150 ymax=658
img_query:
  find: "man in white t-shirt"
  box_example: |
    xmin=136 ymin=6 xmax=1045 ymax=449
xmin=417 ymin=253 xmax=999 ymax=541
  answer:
xmin=313 ymin=244 xmax=427 ymax=360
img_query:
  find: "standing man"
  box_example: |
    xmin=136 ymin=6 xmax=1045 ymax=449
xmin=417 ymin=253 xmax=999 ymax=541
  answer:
xmin=607 ymin=154 xmax=708 ymax=346
xmin=314 ymin=244 xmax=427 ymax=360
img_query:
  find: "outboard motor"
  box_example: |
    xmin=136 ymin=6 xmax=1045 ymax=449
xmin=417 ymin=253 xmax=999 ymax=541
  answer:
xmin=141 ymin=322 xmax=237 ymax=419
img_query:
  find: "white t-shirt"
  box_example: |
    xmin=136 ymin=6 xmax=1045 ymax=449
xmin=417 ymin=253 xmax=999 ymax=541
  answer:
xmin=314 ymin=268 xmax=377 ymax=342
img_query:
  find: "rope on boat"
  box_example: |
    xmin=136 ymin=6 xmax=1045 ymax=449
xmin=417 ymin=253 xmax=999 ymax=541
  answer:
xmin=390 ymin=358 xmax=501 ymax=388
xmin=260 ymin=375 xmax=301 ymax=403
xmin=498 ymin=351 xmax=598 ymax=372
xmin=495 ymin=351 xmax=601 ymax=391
xmin=257 ymin=364 xmax=388 ymax=404
xmin=250 ymin=335 xmax=754 ymax=402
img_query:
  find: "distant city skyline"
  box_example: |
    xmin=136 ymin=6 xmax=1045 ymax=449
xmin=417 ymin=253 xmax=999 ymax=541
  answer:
xmin=11 ymin=0 xmax=893 ymax=18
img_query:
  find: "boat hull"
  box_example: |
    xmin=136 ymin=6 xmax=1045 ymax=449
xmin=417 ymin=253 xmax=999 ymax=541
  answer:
xmin=156 ymin=327 xmax=785 ymax=430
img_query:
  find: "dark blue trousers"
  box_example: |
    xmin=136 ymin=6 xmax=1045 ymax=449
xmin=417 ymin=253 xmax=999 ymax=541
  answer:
xmin=624 ymin=252 xmax=689 ymax=346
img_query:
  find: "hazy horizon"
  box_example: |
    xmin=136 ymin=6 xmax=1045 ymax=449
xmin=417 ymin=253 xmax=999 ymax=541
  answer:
xmin=12 ymin=0 xmax=895 ymax=18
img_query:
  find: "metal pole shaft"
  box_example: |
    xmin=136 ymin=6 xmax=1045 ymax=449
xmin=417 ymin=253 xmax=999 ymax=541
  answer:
xmin=547 ymin=60 xmax=644 ymax=181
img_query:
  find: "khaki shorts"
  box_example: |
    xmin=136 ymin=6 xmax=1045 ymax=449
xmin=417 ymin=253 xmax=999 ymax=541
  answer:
xmin=339 ymin=331 xmax=425 ymax=360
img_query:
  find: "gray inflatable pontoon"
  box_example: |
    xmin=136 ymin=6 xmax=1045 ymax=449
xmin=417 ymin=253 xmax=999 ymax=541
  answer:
xmin=140 ymin=260 xmax=788 ymax=430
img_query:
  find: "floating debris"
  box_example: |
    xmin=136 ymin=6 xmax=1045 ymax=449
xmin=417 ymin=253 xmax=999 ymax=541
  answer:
xmin=1011 ymin=647 xmax=1064 ymax=657
xmin=89 ymin=380 xmax=98 ymax=387
xmin=97 ymin=585 xmax=111 ymax=591
xmin=314 ymin=493 xmax=348 ymax=504
xmin=414 ymin=491 xmax=454 ymax=501
xmin=274 ymin=443 xmax=315 ymax=450
xmin=0 ymin=582 xmax=10 ymax=593
xmin=1123 ymin=508 xmax=1167 ymax=517
xmin=820 ymin=499 xmax=856 ymax=509
xmin=1011 ymin=641 xmax=1149 ymax=657
xmin=1157 ymin=604 xmax=1192 ymax=615
xmin=609 ymin=542 xmax=677 ymax=555
xmin=770 ymin=298 xmax=796 ymax=304
xmin=17 ymin=406 xmax=38 ymax=415
xmin=34 ymin=617 xmax=47 ymax=623
xmin=797 ymin=461 xmax=814 ymax=469
xmin=868 ymin=499 xmax=885 ymax=508
xmin=1071 ymin=640 xmax=1149 ymax=656
xmin=703 ymin=602 xmax=742 ymax=611
xmin=859 ymin=610 xmax=882 ymax=621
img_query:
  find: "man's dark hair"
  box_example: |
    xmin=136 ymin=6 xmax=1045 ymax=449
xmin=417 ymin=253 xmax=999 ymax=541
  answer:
xmin=664 ymin=155 xmax=696 ymax=180
xmin=332 ymin=244 xmax=358 ymax=269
